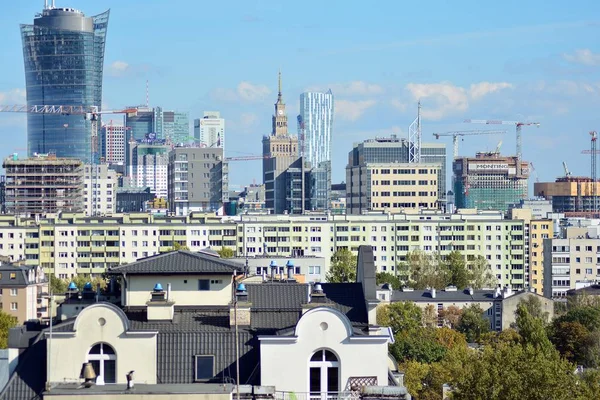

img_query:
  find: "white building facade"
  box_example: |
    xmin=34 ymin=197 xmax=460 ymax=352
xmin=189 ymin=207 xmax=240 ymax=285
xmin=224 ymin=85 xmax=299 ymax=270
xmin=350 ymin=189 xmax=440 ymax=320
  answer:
xmin=194 ymin=111 xmax=225 ymax=152
xmin=84 ymin=164 xmax=117 ymax=216
xmin=100 ymin=123 xmax=127 ymax=165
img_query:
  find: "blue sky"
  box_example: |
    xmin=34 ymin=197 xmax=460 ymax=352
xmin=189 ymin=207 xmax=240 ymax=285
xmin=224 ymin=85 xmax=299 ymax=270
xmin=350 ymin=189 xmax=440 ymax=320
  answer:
xmin=1 ymin=0 xmax=600 ymax=188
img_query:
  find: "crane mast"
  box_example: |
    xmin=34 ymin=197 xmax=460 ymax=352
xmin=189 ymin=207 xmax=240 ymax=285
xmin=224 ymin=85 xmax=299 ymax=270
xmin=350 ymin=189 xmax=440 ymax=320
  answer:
xmin=432 ymin=130 xmax=507 ymax=159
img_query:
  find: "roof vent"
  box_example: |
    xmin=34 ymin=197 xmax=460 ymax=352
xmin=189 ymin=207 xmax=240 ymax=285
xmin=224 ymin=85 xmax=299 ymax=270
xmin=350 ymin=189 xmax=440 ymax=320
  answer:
xmin=82 ymin=282 xmax=95 ymax=300
xmin=401 ymin=287 xmax=414 ymax=292
xmin=153 ymin=283 xmax=164 ymax=292
xmin=313 ymin=283 xmax=324 ymax=294
xmin=286 ymin=260 xmax=296 ymax=282
xmin=83 ymin=282 xmax=93 ymax=291
xmin=381 ymin=283 xmax=392 ymax=291
xmin=151 ymin=283 xmax=166 ymax=302
xmin=494 ymin=286 xmax=502 ymax=298
xmin=466 ymin=287 xmax=474 ymax=295
xmin=445 ymin=285 xmax=457 ymax=292
xmin=67 ymin=282 xmax=77 ymax=291
xmin=430 ymin=288 xmax=436 ymax=299
xmin=236 ymin=283 xmax=247 ymax=294
xmin=270 ymin=260 xmax=277 ymax=281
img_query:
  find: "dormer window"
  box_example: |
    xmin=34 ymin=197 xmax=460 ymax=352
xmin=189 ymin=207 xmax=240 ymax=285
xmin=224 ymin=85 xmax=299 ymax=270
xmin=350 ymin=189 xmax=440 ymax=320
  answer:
xmin=194 ymin=355 xmax=214 ymax=381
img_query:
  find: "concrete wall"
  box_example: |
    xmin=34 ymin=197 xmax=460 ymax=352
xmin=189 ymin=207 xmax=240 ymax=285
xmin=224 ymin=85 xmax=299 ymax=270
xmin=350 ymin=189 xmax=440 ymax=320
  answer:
xmin=260 ymin=308 xmax=389 ymax=393
xmin=501 ymin=292 xmax=554 ymax=329
xmin=49 ymin=303 xmax=157 ymax=385
xmin=125 ymin=274 xmax=233 ymax=306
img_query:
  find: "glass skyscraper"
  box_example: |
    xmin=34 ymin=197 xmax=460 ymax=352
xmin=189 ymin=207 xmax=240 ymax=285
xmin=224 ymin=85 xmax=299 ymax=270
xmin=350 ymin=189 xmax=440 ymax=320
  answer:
xmin=21 ymin=5 xmax=109 ymax=162
xmin=298 ymin=91 xmax=334 ymax=166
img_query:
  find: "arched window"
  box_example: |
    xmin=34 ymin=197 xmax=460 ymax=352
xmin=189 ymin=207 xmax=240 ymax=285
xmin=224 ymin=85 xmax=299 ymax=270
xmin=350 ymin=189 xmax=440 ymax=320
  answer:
xmin=87 ymin=343 xmax=116 ymax=385
xmin=309 ymin=349 xmax=339 ymax=399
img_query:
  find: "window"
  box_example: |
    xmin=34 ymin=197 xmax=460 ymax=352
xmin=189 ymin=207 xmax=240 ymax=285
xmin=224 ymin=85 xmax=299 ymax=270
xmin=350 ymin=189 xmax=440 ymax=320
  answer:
xmin=194 ymin=355 xmax=215 ymax=380
xmin=10 ymin=289 xmax=17 ymax=297
xmin=309 ymin=349 xmax=339 ymax=397
xmin=87 ymin=343 xmax=116 ymax=385
xmin=10 ymin=302 xmax=17 ymax=311
xmin=198 ymin=280 xmax=210 ymax=291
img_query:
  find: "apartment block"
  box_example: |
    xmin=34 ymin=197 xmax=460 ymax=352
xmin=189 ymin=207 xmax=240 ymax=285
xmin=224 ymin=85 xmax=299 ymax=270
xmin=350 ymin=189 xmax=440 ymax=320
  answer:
xmin=127 ymin=139 xmax=170 ymax=198
xmin=346 ymin=163 xmax=440 ymax=214
xmin=168 ymin=147 xmax=228 ymax=215
xmin=0 ymin=264 xmax=48 ymax=323
xmin=2 ymin=210 xmax=526 ymax=289
xmin=83 ymin=164 xmax=117 ymax=216
xmin=543 ymin=225 xmax=600 ymax=299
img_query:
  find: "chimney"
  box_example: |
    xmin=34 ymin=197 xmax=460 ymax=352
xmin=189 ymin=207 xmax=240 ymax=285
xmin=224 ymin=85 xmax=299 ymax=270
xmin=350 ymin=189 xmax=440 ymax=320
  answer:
xmin=430 ymin=288 xmax=436 ymax=299
xmin=230 ymin=283 xmax=251 ymax=327
xmin=262 ymin=269 xmax=267 ymax=282
xmin=302 ymin=283 xmax=326 ymax=313
xmin=503 ymin=285 xmax=513 ymax=298
xmin=270 ymin=260 xmax=277 ymax=281
xmin=467 ymin=287 xmax=474 ymax=296
xmin=146 ymin=283 xmax=175 ymax=321
xmin=286 ymin=260 xmax=296 ymax=282
xmin=494 ymin=286 xmax=502 ymax=299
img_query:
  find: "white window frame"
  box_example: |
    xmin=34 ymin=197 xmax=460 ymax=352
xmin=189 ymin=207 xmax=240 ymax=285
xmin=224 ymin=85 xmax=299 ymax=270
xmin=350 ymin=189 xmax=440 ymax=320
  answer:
xmin=87 ymin=343 xmax=117 ymax=385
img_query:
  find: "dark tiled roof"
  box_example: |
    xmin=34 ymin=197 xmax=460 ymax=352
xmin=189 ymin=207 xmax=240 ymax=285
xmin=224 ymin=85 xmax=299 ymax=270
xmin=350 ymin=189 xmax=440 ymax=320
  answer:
xmin=108 ymin=251 xmax=244 ymax=275
xmin=391 ymin=289 xmax=497 ymax=302
xmin=0 ymin=265 xmax=36 ymax=287
xmin=246 ymin=283 xmax=308 ymax=309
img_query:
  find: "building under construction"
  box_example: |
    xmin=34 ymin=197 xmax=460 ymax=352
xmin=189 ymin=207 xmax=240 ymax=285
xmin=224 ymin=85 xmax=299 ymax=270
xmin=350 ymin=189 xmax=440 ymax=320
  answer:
xmin=534 ymin=178 xmax=600 ymax=216
xmin=2 ymin=154 xmax=84 ymax=215
xmin=453 ymin=151 xmax=529 ymax=212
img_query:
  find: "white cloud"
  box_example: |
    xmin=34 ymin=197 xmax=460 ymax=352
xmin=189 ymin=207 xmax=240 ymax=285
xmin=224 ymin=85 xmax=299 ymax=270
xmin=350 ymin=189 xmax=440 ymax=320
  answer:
xmin=308 ymin=81 xmax=383 ymax=96
xmin=469 ymin=82 xmax=513 ymax=100
xmin=563 ymin=49 xmax=600 ymax=66
xmin=0 ymin=88 xmax=26 ymax=104
xmin=212 ymin=82 xmax=271 ymax=103
xmin=107 ymin=60 xmax=130 ymax=77
xmin=240 ymin=112 xmax=259 ymax=127
xmin=335 ymin=99 xmax=377 ymax=121
xmin=390 ymin=99 xmax=407 ymax=112
xmin=405 ymin=82 xmax=468 ymax=120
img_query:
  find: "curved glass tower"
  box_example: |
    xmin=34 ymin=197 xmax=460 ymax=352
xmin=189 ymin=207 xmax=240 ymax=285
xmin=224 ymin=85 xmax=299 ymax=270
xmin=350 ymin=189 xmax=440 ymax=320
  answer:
xmin=20 ymin=6 xmax=109 ymax=162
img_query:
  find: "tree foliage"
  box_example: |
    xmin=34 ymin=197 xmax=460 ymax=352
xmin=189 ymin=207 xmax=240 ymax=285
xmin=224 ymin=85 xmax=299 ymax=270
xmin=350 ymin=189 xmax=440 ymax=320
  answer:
xmin=456 ymin=304 xmax=489 ymax=343
xmin=170 ymin=242 xmax=190 ymax=252
xmin=217 ymin=247 xmax=234 ymax=258
xmin=377 ymin=301 xmax=423 ymax=334
xmin=438 ymin=305 xmax=462 ymax=329
xmin=49 ymin=274 xmax=67 ymax=295
xmin=69 ymin=274 xmax=108 ymax=291
xmin=326 ymin=249 xmax=356 ymax=283
xmin=468 ymin=255 xmax=497 ymax=289
xmin=0 ymin=310 xmax=18 ymax=349
xmin=376 ymin=272 xmax=402 ymax=290
xmin=444 ymin=250 xmax=470 ymax=289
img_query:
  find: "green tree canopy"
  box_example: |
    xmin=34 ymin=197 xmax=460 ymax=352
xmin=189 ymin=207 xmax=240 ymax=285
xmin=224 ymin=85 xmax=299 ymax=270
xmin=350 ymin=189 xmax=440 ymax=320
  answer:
xmin=377 ymin=301 xmax=423 ymax=334
xmin=376 ymin=272 xmax=402 ymax=290
xmin=326 ymin=249 xmax=356 ymax=283
xmin=444 ymin=250 xmax=470 ymax=289
xmin=68 ymin=274 xmax=108 ymax=291
xmin=217 ymin=247 xmax=234 ymax=258
xmin=468 ymin=256 xmax=497 ymax=289
xmin=170 ymin=242 xmax=190 ymax=252
xmin=0 ymin=310 xmax=18 ymax=349
xmin=49 ymin=275 xmax=67 ymax=295
xmin=456 ymin=304 xmax=489 ymax=343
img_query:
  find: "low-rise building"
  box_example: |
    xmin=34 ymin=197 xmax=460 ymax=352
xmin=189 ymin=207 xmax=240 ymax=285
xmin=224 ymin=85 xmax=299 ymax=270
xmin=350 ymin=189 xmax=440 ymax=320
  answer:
xmin=379 ymin=285 xmax=553 ymax=332
xmin=0 ymin=264 xmax=48 ymax=323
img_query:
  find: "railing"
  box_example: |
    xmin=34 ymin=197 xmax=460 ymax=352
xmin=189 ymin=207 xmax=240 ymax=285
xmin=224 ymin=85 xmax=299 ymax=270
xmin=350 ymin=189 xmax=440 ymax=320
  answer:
xmin=276 ymin=392 xmax=358 ymax=400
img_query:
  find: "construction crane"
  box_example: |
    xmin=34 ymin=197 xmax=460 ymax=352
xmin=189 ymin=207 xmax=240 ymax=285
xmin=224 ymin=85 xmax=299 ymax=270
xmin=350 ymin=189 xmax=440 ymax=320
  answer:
xmin=0 ymin=104 xmax=138 ymax=215
xmin=530 ymin=162 xmax=540 ymax=183
xmin=408 ymin=101 xmax=422 ymax=163
xmin=225 ymin=155 xmax=271 ymax=162
xmin=562 ymin=161 xmax=572 ymax=178
xmin=582 ymin=131 xmax=599 ymax=213
xmin=463 ymin=118 xmax=540 ymax=163
xmin=432 ymin=129 xmax=507 ymax=159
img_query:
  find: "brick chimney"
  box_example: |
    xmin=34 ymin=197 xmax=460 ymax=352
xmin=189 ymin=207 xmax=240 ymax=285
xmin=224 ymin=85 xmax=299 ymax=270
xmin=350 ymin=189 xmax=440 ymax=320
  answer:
xmin=146 ymin=283 xmax=175 ymax=321
xmin=230 ymin=283 xmax=251 ymax=328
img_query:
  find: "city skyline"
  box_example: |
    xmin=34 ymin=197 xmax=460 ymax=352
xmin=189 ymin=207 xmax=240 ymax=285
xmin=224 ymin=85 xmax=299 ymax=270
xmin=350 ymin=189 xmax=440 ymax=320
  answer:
xmin=0 ymin=1 xmax=599 ymax=187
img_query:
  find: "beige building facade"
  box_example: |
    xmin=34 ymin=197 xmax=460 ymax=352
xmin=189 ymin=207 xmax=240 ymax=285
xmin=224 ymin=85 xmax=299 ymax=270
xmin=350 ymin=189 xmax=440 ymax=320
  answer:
xmin=0 ymin=264 xmax=48 ymax=323
xmin=346 ymin=163 xmax=440 ymax=214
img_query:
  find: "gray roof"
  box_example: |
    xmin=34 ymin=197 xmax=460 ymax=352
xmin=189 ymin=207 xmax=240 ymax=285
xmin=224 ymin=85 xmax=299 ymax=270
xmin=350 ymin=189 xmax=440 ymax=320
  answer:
xmin=567 ymin=284 xmax=600 ymax=296
xmin=0 ymin=265 xmax=37 ymax=287
xmin=45 ymin=383 xmax=238 ymax=395
xmin=391 ymin=288 xmax=498 ymax=302
xmin=108 ymin=251 xmax=244 ymax=275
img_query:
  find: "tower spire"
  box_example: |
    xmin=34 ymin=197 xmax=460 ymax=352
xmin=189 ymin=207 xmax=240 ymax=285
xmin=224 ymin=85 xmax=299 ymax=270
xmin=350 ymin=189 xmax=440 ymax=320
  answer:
xmin=277 ymin=70 xmax=283 ymax=104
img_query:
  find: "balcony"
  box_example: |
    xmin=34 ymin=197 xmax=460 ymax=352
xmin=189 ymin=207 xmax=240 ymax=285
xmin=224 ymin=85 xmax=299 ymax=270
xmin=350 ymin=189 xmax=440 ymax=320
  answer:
xmin=276 ymin=393 xmax=356 ymax=400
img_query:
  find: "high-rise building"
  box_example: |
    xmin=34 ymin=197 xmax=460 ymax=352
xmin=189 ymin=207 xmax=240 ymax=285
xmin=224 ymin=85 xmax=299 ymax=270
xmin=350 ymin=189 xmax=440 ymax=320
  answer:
xmin=194 ymin=112 xmax=225 ymax=151
xmin=3 ymin=154 xmax=84 ymax=215
xmin=168 ymin=147 xmax=228 ymax=216
xmin=21 ymin=5 xmax=109 ymax=162
xmin=346 ymin=136 xmax=447 ymax=210
xmin=160 ymin=109 xmax=189 ymax=145
xmin=453 ymin=151 xmax=529 ymax=212
xmin=84 ymin=164 xmax=117 ymax=216
xmin=262 ymin=73 xmax=300 ymax=214
xmin=534 ymin=177 xmax=600 ymax=216
xmin=100 ymin=122 xmax=127 ymax=165
xmin=127 ymin=139 xmax=170 ymax=198
xmin=298 ymin=91 xmax=334 ymax=166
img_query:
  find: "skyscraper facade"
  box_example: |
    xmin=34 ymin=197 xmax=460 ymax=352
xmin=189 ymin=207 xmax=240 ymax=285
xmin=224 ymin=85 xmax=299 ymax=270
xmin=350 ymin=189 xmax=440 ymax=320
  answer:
xmin=298 ymin=91 xmax=334 ymax=165
xmin=194 ymin=111 xmax=225 ymax=151
xmin=21 ymin=5 xmax=109 ymax=162
xmin=100 ymin=122 xmax=126 ymax=165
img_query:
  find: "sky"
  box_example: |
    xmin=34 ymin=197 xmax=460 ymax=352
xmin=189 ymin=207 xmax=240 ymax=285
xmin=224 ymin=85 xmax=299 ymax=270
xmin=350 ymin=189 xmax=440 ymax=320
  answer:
xmin=1 ymin=0 xmax=600 ymax=189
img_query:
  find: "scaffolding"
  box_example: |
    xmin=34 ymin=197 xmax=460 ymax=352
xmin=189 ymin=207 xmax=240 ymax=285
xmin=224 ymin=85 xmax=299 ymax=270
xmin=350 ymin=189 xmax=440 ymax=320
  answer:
xmin=2 ymin=155 xmax=84 ymax=215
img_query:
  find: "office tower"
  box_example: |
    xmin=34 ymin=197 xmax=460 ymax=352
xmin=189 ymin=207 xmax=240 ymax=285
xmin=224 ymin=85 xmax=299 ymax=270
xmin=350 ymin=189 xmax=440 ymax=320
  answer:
xmin=194 ymin=112 xmax=225 ymax=151
xmin=21 ymin=5 xmax=109 ymax=162
xmin=3 ymin=153 xmax=84 ymax=215
xmin=534 ymin=178 xmax=600 ymax=215
xmin=346 ymin=136 xmax=447 ymax=213
xmin=127 ymin=138 xmax=170 ymax=198
xmin=453 ymin=151 xmax=529 ymax=212
xmin=83 ymin=164 xmax=117 ymax=216
xmin=160 ymin=109 xmax=189 ymax=144
xmin=168 ymin=147 xmax=228 ymax=216
xmin=262 ymin=72 xmax=300 ymax=214
xmin=100 ymin=122 xmax=127 ymax=165
xmin=298 ymin=91 xmax=334 ymax=165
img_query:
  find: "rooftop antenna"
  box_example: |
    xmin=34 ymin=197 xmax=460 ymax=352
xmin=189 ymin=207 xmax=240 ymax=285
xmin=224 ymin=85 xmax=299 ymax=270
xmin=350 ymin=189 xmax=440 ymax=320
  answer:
xmin=146 ymin=80 xmax=149 ymax=108
xmin=408 ymin=100 xmax=422 ymax=163
xmin=44 ymin=0 xmax=48 ymax=9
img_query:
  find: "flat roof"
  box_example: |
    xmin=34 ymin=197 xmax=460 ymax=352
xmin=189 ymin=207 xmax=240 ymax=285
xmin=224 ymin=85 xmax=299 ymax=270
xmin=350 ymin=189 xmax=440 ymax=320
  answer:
xmin=45 ymin=383 xmax=235 ymax=395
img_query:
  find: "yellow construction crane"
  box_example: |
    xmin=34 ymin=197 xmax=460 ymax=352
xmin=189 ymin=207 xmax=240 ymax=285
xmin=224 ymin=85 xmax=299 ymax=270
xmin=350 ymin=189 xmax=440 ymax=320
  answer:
xmin=432 ymin=129 xmax=507 ymax=159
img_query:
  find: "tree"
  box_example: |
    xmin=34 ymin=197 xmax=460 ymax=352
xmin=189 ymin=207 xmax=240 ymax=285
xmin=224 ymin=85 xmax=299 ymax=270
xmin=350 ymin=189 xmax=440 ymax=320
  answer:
xmin=0 ymin=310 xmax=17 ymax=349
xmin=69 ymin=274 xmax=107 ymax=291
xmin=516 ymin=295 xmax=550 ymax=324
xmin=376 ymin=272 xmax=401 ymax=290
xmin=514 ymin=302 xmax=553 ymax=353
xmin=468 ymin=256 xmax=497 ymax=289
xmin=444 ymin=250 xmax=470 ymax=289
xmin=549 ymin=321 xmax=590 ymax=364
xmin=391 ymin=328 xmax=448 ymax=364
xmin=438 ymin=305 xmax=463 ymax=329
xmin=49 ymin=274 xmax=67 ymax=295
xmin=422 ymin=304 xmax=438 ymax=328
xmin=401 ymin=250 xmax=446 ymax=290
xmin=326 ymin=249 xmax=356 ymax=283
xmin=217 ymin=247 xmax=234 ymax=258
xmin=456 ymin=304 xmax=489 ymax=343
xmin=377 ymin=301 xmax=423 ymax=334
